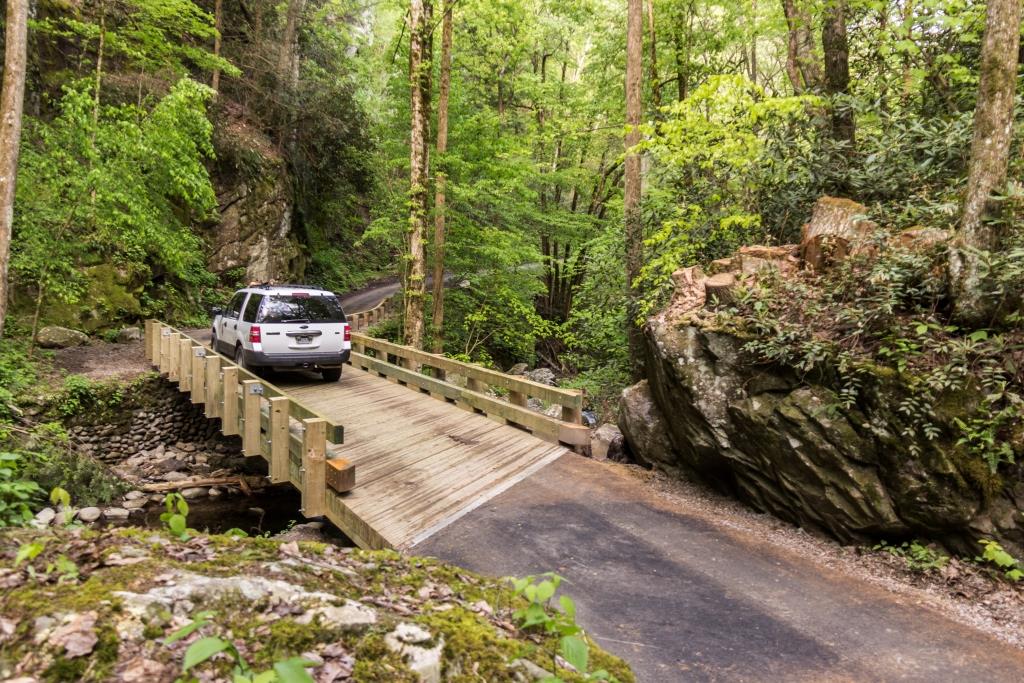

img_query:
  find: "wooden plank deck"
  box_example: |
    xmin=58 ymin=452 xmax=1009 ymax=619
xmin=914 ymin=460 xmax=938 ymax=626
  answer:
xmin=282 ymin=368 xmax=567 ymax=549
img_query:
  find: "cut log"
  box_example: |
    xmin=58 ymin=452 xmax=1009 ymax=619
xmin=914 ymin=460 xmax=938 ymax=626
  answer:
xmin=800 ymin=197 xmax=877 ymax=271
xmin=704 ymin=272 xmax=737 ymax=306
xmin=669 ymin=265 xmax=708 ymax=314
xmin=326 ymin=457 xmax=356 ymax=493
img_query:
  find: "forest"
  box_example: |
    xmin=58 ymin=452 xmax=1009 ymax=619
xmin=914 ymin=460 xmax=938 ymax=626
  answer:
xmin=0 ymin=0 xmax=1018 ymax=412
xmin=0 ymin=0 xmax=1023 ymax=679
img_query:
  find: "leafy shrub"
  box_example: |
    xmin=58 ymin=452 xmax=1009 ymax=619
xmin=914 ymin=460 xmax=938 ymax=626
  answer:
xmin=874 ymin=540 xmax=949 ymax=572
xmin=975 ymin=539 xmax=1024 ymax=582
xmin=54 ymin=375 xmax=125 ymax=418
xmin=511 ymin=573 xmax=616 ymax=682
xmin=0 ymin=452 xmax=44 ymax=527
xmin=18 ymin=424 xmax=127 ymax=506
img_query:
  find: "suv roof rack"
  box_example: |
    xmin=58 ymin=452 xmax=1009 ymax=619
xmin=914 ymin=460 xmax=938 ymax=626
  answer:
xmin=249 ymin=282 xmax=331 ymax=292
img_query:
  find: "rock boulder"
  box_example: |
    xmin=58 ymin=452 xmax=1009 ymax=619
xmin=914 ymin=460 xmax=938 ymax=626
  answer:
xmin=36 ymin=326 xmax=89 ymax=348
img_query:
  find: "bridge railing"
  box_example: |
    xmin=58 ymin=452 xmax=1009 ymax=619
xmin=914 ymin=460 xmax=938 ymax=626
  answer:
xmin=143 ymin=320 xmax=355 ymax=518
xmin=349 ymin=333 xmax=589 ymax=449
xmin=347 ymin=291 xmax=400 ymax=332
xmin=345 ymin=289 xmax=589 ymax=449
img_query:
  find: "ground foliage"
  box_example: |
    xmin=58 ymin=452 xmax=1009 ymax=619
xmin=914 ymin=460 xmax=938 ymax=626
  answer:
xmin=0 ymin=527 xmax=633 ymax=682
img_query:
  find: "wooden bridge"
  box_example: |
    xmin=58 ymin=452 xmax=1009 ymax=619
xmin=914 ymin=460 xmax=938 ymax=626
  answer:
xmin=143 ymin=295 xmax=589 ymax=550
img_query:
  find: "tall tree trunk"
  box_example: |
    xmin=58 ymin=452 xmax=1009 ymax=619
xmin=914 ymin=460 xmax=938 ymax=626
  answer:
xmin=212 ymin=0 xmax=223 ymax=93
xmin=749 ymin=0 xmax=758 ymax=85
xmin=404 ymin=0 xmax=432 ymax=348
xmin=646 ymin=0 xmax=660 ymax=112
xmin=822 ymin=0 xmax=854 ymax=144
xmin=430 ymin=0 xmax=453 ymax=353
xmin=278 ymin=0 xmax=306 ymax=155
xmin=625 ymin=0 xmax=644 ymax=377
xmin=0 ymin=0 xmax=29 ymax=337
xmin=950 ymin=0 xmax=1021 ymax=323
xmin=781 ymin=0 xmax=822 ymax=94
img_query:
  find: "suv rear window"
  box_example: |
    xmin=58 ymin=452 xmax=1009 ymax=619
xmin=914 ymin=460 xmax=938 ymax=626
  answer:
xmin=258 ymin=294 xmax=346 ymax=324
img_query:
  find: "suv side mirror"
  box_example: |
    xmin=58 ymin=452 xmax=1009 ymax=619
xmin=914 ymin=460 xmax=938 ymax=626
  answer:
xmin=210 ymin=306 xmax=223 ymax=316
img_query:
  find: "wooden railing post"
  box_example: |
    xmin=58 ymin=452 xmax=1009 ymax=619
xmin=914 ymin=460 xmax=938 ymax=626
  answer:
xmin=269 ymin=397 xmax=290 ymax=483
xmin=301 ymin=418 xmax=327 ymax=517
xmin=167 ymin=332 xmax=181 ymax=381
xmin=204 ymin=354 xmax=221 ymax=418
xmin=144 ymin=321 xmax=155 ymax=362
xmin=191 ymin=347 xmax=207 ymax=405
xmin=158 ymin=326 xmax=170 ymax=374
xmin=466 ymin=377 xmax=484 ymax=393
xmin=242 ymin=380 xmax=262 ymax=456
xmin=509 ymin=389 xmax=527 ymax=407
xmin=179 ymin=339 xmax=192 ymax=392
xmin=222 ymin=366 xmax=239 ymax=436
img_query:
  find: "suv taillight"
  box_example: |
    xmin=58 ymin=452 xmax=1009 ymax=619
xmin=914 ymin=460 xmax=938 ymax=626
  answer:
xmin=343 ymin=323 xmax=351 ymax=342
xmin=249 ymin=325 xmax=262 ymax=344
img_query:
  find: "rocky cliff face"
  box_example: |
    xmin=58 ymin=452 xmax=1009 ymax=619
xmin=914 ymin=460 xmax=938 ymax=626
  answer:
xmin=207 ymin=120 xmax=305 ymax=283
xmin=620 ymin=198 xmax=1024 ymax=556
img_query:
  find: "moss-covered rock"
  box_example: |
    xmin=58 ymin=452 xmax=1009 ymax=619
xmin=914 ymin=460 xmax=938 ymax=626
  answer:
xmin=0 ymin=528 xmax=634 ymax=682
xmin=621 ymin=318 xmax=1024 ymax=557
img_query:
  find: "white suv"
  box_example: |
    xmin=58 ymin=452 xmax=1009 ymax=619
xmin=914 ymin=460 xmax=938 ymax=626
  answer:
xmin=211 ymin=285 xmax=352 ymax=382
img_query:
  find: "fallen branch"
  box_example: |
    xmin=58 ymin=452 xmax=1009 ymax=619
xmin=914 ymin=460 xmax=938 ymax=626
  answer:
xmin=141 ymin=475 xmax=265 ymax=493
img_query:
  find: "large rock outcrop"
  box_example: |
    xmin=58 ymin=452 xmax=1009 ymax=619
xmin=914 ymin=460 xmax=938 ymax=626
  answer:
xmin=207 ymin=122 xmax=305 ymax=283
xmin=620 ymin=197 xmax=1024 ymax=555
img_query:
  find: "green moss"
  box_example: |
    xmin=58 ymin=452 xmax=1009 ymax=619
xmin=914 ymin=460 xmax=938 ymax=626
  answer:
xmin=43 ymin=622 xmax=120 ymax=683
xmin=417 ymin=606 xmax=519 ymax=682
xmin=351 ymin=632 xmax=417 ymax=682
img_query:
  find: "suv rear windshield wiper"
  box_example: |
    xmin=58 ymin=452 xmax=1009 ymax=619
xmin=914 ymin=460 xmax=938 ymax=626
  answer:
xmin=282 ymin=318 xmax=310 ymax=323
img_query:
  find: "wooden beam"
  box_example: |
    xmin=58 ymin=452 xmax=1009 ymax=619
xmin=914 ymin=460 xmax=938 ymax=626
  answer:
xmin=242 ymin=380 xmax=262 ymax=456
xmin=222 ymin=366 xmax=239 ymax=436
xmin=179 ymin=338 xmax=192 ymax=392
xmin=191 ymin=346 xmax=206 ymax=405
xmin=269 ymin=396 xmax=290 ymax=484
xmin=204 ymin=354 xmax=221 ymax=419
xmin=325 ymin=457 xmax=355 ymax=493
xmin=167 ymin=332 xmax=180 ymax=381
xmin=301 ymin=418 xmax=327 ymax=517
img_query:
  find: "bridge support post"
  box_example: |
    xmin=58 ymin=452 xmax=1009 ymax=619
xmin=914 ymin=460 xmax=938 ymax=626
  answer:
xmin=179 ymin=339 xmax=192 ymax=392
xmin=269 ymin=397 xmax=291 ymax=483
xmin=158 ymin=327 xmax=170 ymax=375
xmin=204 ymin=355 xmax=221 ymax=418
xmin=242 ymin=380 xmax=262 ymax=456
xmin=144 ymin=321 xmax=156 ymax=362
xmin=301 ymin=418 xmax=327 ymax=518
xmin=221 ymin=366 xmax=239 ymax=436
xmin=190 ymin=347 xmax=207 ymax=405
xmin=509 ymin=390 xmax=527 ymax=407
xmin=167 ymin=332 xmax=180 ymax=381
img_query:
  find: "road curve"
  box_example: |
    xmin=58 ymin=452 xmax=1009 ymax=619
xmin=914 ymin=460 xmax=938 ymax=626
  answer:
xmin=412 ymin=455 xmax=1024 ymax=682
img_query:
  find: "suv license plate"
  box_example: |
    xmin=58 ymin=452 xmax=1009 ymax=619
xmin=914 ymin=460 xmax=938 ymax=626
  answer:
xmin=296 ymin=336 xmax=312 ymax=345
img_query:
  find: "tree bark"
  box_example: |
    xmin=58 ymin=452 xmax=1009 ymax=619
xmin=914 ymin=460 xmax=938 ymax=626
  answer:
xmin=430 ymin=0 xmax=453 ymax=353
xmin=404 ymin=0 xmax=432 ymax=348
xmin=950 ymin=0 xmax=1021 ymax=323
xmin=212 ymin=0 xmax=223 ymax=93
xmin=646 ymin=0 xmax=660 ymax=112
xmin=822 ymin=0 xmax=854 ymax=144
xmin=781 ymin=0 xmax=822 ymax=94
xmin=625 ymin=0 xmax=644 ymax=377
xmin=0 ymin=0 xmax=29 ymax=337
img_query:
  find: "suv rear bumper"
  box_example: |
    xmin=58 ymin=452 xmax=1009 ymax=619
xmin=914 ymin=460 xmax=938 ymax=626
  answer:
xmin=244 ymin=348 xmax=351 ymax=369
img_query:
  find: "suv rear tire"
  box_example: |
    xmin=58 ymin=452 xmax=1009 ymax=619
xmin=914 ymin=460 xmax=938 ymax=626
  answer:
xmin=321 ymin=368 xmax=342 ymax=382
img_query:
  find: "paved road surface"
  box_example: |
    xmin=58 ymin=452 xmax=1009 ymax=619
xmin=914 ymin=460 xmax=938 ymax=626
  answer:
xmin=413 ymin=456 xmax=1024 ymax=682
xmin=337 ymin=277 xmax=400 ymax=315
